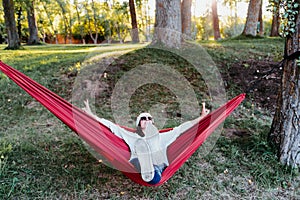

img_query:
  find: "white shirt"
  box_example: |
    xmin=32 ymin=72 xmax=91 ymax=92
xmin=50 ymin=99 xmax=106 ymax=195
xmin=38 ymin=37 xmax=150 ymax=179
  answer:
xmin=97 ymin=116 xmax=202 ymax=166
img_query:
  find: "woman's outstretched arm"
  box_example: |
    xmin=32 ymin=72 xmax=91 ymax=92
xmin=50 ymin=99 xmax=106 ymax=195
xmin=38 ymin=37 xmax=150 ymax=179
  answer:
xmin=82 ymin=100 xmax=131 ymax=139
xmin=160 ymin=102 xmax=210 ymax=146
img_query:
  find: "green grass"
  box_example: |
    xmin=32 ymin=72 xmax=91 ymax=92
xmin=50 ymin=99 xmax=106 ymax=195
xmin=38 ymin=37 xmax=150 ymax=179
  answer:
xmin=0 ymin=40 xmax=299 ymax=199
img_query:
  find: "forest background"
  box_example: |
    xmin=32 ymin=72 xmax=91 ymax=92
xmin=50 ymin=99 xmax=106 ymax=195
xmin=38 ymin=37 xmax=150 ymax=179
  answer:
xmin=0 ymin=0 xmax=279 ymax=45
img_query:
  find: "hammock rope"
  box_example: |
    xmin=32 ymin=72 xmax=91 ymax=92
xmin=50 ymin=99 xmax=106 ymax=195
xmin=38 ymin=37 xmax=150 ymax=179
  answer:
xmin=0 ymin=61 xmax=245 ymax=186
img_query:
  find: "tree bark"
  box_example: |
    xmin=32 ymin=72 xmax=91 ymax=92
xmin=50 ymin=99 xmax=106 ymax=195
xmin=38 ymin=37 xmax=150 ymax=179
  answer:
xmin=152 ymin=0 xmax=181 ymax=48
xmin=26 ymin=0 xmax=40 ymax=45
xmin=270 ymin=3 xmax=280 ymax=37
xmin=269 ymin=5 xmax=300 ymax=167
xmin=16 ymin=6 xmax=22 ymax=42
xmin=181 ymin=0 xmax=192 ymax=38
xmin=242 ymin=0 xmax=262 ymax=36
xmin=129 ymin=0 xmax=140 ymax=43
xmin=212 ymin=0 xmax=221 ymax=40
xmin=258 ymin=2 xmax=264 ymax=36
xmin=2 ymin=0 xmax=21 ymax=49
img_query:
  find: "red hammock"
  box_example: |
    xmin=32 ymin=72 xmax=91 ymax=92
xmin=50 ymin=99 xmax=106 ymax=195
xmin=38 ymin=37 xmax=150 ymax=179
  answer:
xmin=0 ymin=61 xmax=245 ymax=186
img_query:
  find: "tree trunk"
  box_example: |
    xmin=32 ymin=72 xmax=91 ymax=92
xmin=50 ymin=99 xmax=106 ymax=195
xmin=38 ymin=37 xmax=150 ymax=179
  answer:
xmin=212 ymin=0 xmax=221 ymax=40
xmin=258 ymin=2 xmax=264 ymax=36
xmin=91 ymin=0 xmax=99 ymax=44
xmin=41 ymin=2 xmax=56 ymax=43
xmin=270 ymin=3 xmax=280 ymax=37
xmin=145 ymin=1 xmax=151 ymax=42
xmin=181 ymin=0 xmax=192 ymax=38
xmin=16 ymin=6 xmax=22 ymax=42
xmin=68 ymin=16 xmax=72 ymax=44
xmin=152 ymin=0 xmax=181 ymax=48
xmin=242 ymin=0 xmax=262 ymax=36
xmin=74 ymin=1 xmax=86 ymax=44
xmin=26 ymin=0 xmax=40 ymax=45
xmin=269 ymin=6 xmax=300 ymax=167
xmin=2 ymin=0 xmax=20 ymax=49
xmin=129 ymin=0 xmax=140 ymax=43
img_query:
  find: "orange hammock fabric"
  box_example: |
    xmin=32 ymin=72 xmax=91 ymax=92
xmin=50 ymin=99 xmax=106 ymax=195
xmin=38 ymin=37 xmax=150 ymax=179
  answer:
xmin=0 ymin=61 xmax=245 ymax=186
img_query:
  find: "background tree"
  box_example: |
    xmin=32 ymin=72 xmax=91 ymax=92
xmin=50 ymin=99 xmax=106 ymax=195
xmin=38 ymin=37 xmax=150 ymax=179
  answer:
xmin=2 ymin=0 xmax=20 ymax=49
xmin=212 ymin=0 xmax=221 ymax=40
xmin=242 ymin=0 xmax=262 ymax=36
xmin=73 ymin=0 xmax=86 ymax=44
xmin=269 ymin=0 xmax=281 ymax=37
xmin=257 ymin=1 xmax=264 ymax=35
xmin=112 ymin=1 xmax=130 ymax=43
xmin=102 ymin=1 xmax=113 ymax=43
xmin=39 ymin=0 xmax=60 ymax=44
xmin=152 ymin=0 xmax=181 ymax=48
xmin=129 ymin=0 xmax=139 ymax=43
xmin=0 ymin=8 xmax=7 ymax=44
xmin=26 ymin=0 xmax=40 ymax=44
xmin=224 ymin=0 xmax=240 ymax=36
xmin=194 ymin=13 xmax=213 ymax=40
xmin=181 ymin=0 xmax=192 ymax=38
xmin=15 ymin=1 xmax=23 ymax=42
xmin=56 ymin=0 xmax=72 ymax=44
xmin=135 ymin=0 xmax=152 ymax=42
xmin=83 ymin=0 xmax=103 ymax=44
xmin=269 ymin=0 xmax=300 ymax=167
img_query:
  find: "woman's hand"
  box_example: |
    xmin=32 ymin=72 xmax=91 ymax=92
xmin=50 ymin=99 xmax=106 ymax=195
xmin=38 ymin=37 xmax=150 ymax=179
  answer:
xmin=201 ymin=102 xmax=210 ymax=117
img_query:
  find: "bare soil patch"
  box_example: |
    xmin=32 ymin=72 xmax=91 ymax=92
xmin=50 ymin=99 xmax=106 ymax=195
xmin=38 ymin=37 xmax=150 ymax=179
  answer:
xmin=223 ymin=59 xmax=282 ymax=112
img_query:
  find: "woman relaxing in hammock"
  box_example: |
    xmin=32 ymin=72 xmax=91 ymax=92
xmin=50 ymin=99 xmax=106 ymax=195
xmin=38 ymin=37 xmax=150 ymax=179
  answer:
xmin=83 ymin=101 xmax=209 ymax=185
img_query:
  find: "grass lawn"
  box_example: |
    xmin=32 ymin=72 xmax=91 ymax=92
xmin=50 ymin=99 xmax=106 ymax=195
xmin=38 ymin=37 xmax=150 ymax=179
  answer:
xmin=0 ymin=39 xmax=299 ymax=199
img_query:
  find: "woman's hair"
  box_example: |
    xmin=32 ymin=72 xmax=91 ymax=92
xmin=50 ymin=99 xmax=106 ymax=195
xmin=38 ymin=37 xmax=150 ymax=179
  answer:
xmin=136 ymin=125 xmax=145 ymax=137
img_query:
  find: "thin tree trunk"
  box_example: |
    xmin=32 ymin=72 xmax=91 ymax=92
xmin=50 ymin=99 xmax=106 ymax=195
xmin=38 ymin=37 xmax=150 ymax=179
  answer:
xmin=181 ymin=0 xmax=192 ymax=38
xmin=270 ymin=3 xmax=280 ymax=37
xmin=2 ymin=0 xmax=20 ymax=49
xmin=69 ymin=16 xmax=72 ymax=44
xmin=269 ymin=4 xmax=300 ymax=167
xmin=258 ymin=2 xmax=264 ymax=36
xmin=152 ymin=0 xmax=181 ymax=48
xmin=129 ymin=0 xmax=140 ymax=43
xmin=17 ymin=6 xmax=22 ymax=42
xmin=242 ymin=0 xmax=262 ymax=36
xmin=42 ymin=30 xmax=46 ymax=43
xmin=145 ymin=1 xmax=151 ymax=42
xmin=74 ymin=1 xmax=86 ymax=44
xmin=41 ymin=2 xmax=56 ymax=43
xmin=212 ymin=0 xmax=221 ymax=40
xmin=26 ymin=0 xmax=40 ymax=45
xmin=91 ymin=0 xmax=99 ymax=44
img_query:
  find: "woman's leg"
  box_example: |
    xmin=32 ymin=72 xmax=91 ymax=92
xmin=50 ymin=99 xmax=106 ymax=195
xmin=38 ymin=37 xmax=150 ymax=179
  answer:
xmin=134 ymin=139 xmax=154 ymax=182
xmin=131 ymin=159 xmax=165 ymax=185
xmin=130 ymin=158 xmax=141 ymax=172
xmin=147 ymin=165 xmax=162 ymax=184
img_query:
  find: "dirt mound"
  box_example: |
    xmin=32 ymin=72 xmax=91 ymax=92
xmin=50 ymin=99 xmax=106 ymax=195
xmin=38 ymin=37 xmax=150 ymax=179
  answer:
xmin=223 ymin=60 xmax=282 ymax=112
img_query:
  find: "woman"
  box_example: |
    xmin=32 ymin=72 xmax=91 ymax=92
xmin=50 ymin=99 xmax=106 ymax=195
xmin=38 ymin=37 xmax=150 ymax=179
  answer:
xmin=83 ymin=101 xmax=209 ymax=184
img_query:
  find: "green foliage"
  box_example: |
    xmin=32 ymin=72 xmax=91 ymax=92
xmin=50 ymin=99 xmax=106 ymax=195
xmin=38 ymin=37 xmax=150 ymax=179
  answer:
xmin=221 ymin=17 xmax=244 ymax=38
xmin=281 ymin=6 xmax=299 ymax=36
xmin=193 ymin=14 xmax=213 ymax=40
xmin=276 ymin=0 xmax=300 ymax=37
xmin=296 ymin=56 xmax=300 ymax=67
xmin=0 ymin=142 xmax=12 ymax=156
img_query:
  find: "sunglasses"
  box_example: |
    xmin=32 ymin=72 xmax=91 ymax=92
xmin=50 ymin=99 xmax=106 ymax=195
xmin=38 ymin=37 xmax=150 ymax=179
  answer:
xmin=140 ymin=116 xmax=152 ymax=121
